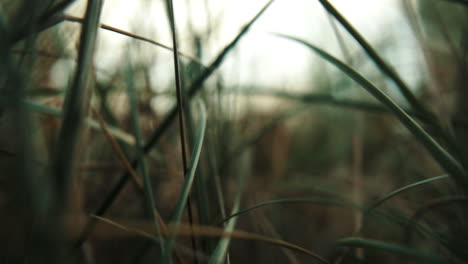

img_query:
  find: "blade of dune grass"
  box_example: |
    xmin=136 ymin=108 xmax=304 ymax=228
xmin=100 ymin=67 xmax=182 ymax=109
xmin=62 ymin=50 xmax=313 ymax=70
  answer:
xmin=74 ymin=1 xmax=275 ymax=247
xmin=23 ymin=100 xmax=135 ymax=144
xmin=52 ymin=0 xmax=103 ymax=212
xmin=125 ymin=58 xmax=165 ymax=254
xmin=220 ymin=198 xmax=361 ymax=224
xmin=162 ymin=99 xmax=207 ymax=264
xmin=10 ymin=0 xmax=77 ymax=44
xmin=316 ymin=0 xmax=431 ymax=119
xmin=1 ymin=3 xmax=66 ymax=261
xmin=365 ymin=174 xmax=449 ymax=214
xmin=317 ymin=0 xmax=466 ymax=162
xmin=209 ymin=144 xmax=249 ymax=264
xmin=63 ymin=15 xmax=205 ymax=67
xmin=163 ymin=0 xmax=198 ymax=259
xmin=273 ymin=34 xmax=467 ymax=191
xmin=91 ymin=108 xmax=143 ymax=190
xmin=336 ymin=237 xmax=450 ymax=264
xmin=88 ymin=217 xmax=330 ymax=264
xmin=404 ymin=196 xmax=468 ymax=246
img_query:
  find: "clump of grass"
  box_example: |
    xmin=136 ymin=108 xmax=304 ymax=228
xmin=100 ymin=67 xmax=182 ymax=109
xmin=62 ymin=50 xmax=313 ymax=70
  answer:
xmin=0 ymin=0 xmax=467 ymax=263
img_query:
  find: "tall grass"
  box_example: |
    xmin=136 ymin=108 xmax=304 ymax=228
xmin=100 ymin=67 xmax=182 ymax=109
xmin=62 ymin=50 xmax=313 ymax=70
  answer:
xmin=0 ymin=0 xmax=467 ymax=263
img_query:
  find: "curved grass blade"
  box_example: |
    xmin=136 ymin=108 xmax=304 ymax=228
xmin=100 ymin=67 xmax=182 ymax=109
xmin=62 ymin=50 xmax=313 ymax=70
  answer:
xmin=63 ymin=15 xmax=205 ymax=67
xmin=209 ymin=145 xmax=249 ymax=264
xmin=126 ymin=57 xmax=165 ymax=254
xmin=404 ymin=196 xmax=468 ymax=247
xmin=51 ymin=0 xmax=103 ymax=209
xmin=365 ymin=174 xmax=449 ymax=213
xmin=273 ymin=34 xmax=467 ymax=191
xmin=221 ymin=198 xmax=361 ymax=224
xmin=163 ymin=0 xmax=199 ymax=259
xmin=336 ymin=237 xmax=450 ymax=264
xmin=162 ymin=99 xmax=207 ymax=263
xmin=88 ymin=217 xmax=330 ymax=264
xmin=316 ymin=0 xmax=430 ymax=119
xmin=24 ymin=100 xmax=135 ymax=145
xmin=317 ymin=0 xmax=466 ymax=165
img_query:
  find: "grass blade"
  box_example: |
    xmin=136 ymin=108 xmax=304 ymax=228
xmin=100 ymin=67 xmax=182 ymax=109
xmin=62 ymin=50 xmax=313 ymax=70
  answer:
xmin=87 ymin=217 xmax=330 ymax=264
xmin=52 ymin=0 xmax=103 ymax=211
xmin=336 ymin=237 xmax=450 ymax=264
xmin=365 ymin=174 xmax=449 ymax=213
xmin=221 ymin=198 xmax=361 ymax=224
xmin=163 ymin=0 xmax=199 ymax=259
xmin=273 ymin=34 xmax=467 ymax=191
xmin=63 ymin=15 xmax=205 ymax=67
xmin=209 ymin=144 xmax=249 ymax=264
xmin=316 ymin=0 xmax=430 ymax=118
xmin=126 ymin=57 xmax=165 ymax=254
xmin=162 ymin=99 xmax=207 ymax=263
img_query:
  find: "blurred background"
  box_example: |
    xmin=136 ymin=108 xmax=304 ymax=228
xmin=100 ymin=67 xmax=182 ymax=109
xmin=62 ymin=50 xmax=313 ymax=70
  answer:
xmin=1 ymin=0 xmax=467 ymax=263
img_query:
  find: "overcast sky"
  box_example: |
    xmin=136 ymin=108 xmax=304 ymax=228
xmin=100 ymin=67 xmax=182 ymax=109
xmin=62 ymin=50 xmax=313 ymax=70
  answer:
xmin=59 ymin=0 xmax=424 ymax=111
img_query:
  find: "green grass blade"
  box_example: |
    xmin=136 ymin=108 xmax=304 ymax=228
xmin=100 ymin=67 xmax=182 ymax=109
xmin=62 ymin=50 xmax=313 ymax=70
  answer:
xmin=365 ymin=174 xmax=449 ymax=213
xmin=126 ymin=57 xmax=165 ymax=254
xmin=209 ymin=145 xmax=249 ymax=264
xmin=336 ymin=237 xmax=450 ymax=264
xmin=63 ymin=15 xmax=205 ymax=67
xmin=316 ymin=0 xmax=430 ymax=118
xmin=162 ymin=99 xmax=207 ymax=263
xmin=273 ymin=34 xmax=467 ymax=191
xmin=51 ymin=0 xmax=103 ymax=206
xmin=221 ymin=198 xmax=361 ymax=224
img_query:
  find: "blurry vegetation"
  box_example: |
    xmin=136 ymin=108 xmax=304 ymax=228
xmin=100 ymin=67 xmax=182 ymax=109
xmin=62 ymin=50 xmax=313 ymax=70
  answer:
xmin=0 ymin=0 xmax=467 ymax=263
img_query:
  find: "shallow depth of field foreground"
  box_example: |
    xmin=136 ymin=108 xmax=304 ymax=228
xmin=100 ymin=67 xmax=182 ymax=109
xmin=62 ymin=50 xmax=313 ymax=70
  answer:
xmin=0 ymin=0 xmax=467 ymax=263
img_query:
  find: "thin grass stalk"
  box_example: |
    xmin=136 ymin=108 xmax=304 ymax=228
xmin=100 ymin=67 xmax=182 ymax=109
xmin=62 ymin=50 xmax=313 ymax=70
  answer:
xmin=52 ymin=0 xmax=103 ymax=218
xmin=162 ymin=99 xmax=207 ymax=264
xmin=209 ymin=146 xmax=249 ymax=264
xmin=73 ymin=1 xmax=275 ymax=248
xmin=126 ymin=58 xmax=165 ymax=255
xmin=91 ymin=108 xmax=143 ymax=189
xmin=221 ymin=198 xmax=361 ymax=224
xmin=365 ymin=175 xmax=449 ymax=214
xmin=63 ymin=15 xmax=205 ymax=67
xmin=274 ymin=34 xmax=467 ymax=191
xmin=163 ymin=0 xmax=198 ymax=260
xmin=89 ymin=216 xmax=329 ymax=263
